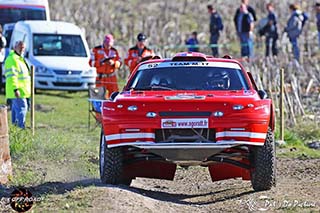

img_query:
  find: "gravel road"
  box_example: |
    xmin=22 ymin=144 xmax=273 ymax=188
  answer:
xmin=2 ymin=157 xmax=315 ymax=212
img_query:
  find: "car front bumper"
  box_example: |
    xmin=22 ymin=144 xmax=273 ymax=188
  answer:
xmin=106 ymin=140 xmax=264 ymax=162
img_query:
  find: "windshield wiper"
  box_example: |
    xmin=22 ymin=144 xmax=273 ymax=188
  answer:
xmin=131 ymin=85 xmax=174 ymax=91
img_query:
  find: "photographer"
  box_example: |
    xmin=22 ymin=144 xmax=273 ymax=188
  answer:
xmin=90 ymin=34 xmax=121 ymax=98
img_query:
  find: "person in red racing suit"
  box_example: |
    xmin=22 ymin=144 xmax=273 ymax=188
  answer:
xmin=124 ymin=33 xmax=154 ymax=74
xmin=90 ymin=34 xmax=121 ymax=98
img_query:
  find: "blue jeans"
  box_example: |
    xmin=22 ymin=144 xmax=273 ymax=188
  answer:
xmin=289 ymin=37 xmax=300 ymax=61
xmin=11 ymin=98 xmax=28 ymax=128
xmin=239 ymin=32 xmax=254 ymax=58
xmin=210 ymin=34 xmax=220 ymax=57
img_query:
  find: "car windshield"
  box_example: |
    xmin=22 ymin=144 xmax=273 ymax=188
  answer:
xmin=0 ymin=8 xmax=46 ymax=26
xmin=33 ymin=34 xmax=87 ymax=57
xmin=127 ymin=66 xmax=249 ymax=91
xmin=3 ymin=29 xmax=13 ymax=47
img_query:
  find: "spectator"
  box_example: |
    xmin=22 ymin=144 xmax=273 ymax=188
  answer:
xmin=0 ymin=25 xmax=7 ymax=91
xmin=316 ymin=3 xmax=320 ymax=48
xmin=207 ymin=5 xmax=223 ymax=57
xmin=284 ymin=4 xmax=304 ymax=61
xmin=264 ymin=2 xmax=279 ymax=57
xmin=90 ymin=34 xmax=121 ymax=98
xmin=124 ymin=33 xmax=154 ymax=74
xmin=4 ymin=41 xmax=30 ymax=128
xmin=185 ymin=31 xmax=199 ymax=52
xmin=234 ymin=0 xmax=257 ymax=25
xmin=234 ymin=3 xmax=255 ymax=58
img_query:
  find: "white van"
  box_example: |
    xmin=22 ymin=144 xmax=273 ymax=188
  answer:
xmin=9 ymin=20 xmax=96 ymax=90
xmin=0 ymin=0 xmax=50 ymax=27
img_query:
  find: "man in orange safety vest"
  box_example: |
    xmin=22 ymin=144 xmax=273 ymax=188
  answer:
xmin=124 ymin=33 xmax=154 ymax=74
xmin=90 ymin=34 xmax=121 ymax=98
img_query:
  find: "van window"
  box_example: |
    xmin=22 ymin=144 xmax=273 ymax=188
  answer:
xmin=4 ymin=29 xmax=13 ymax=47
xmin=0 ymin=7 xmax=46 ymax=26
xmin=11 ymin=30 xmax=27 ymax=47
xmin=33 ymin=34 xmax=87 ymax=57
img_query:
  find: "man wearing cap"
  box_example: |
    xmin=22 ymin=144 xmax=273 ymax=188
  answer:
xmin=124 ymin=33 xmax=154 ymax=74
xmin=90 ymin=34 xmax=121 ymax=98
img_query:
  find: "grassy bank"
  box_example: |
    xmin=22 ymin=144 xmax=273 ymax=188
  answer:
xmin=0 ymin=91 xmax=100 ymax=187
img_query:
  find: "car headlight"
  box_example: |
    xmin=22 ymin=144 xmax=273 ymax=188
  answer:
xmin=84 ymin=68 xmax=95 ymax=75
xmin=35 ymin=66 xmax=50 ymax=74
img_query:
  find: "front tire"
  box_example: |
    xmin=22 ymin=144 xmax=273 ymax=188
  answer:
xmin=99 ymin=131 xmax=131 ymax=185
xmin=250 ymin=128 xmax=276 ymax=191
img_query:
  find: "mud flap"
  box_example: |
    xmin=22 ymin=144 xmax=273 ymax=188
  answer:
xmin=208 ymin=162 xmax=251 ymax=181
xmin=122 ymin=161 xmax=176 ymax=180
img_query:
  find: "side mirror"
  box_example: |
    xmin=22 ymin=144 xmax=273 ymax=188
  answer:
xmin=258 ymin=90 xmax=268 ymax=99
xmin=24 ymin=51 xmax=29 ymax=58
xmin=110 ymin=91 xmax=119 ymax=101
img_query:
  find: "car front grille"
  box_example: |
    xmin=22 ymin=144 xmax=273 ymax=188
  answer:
xmin=155 ymin=128 xmax=215 ymax=143
xmin=52 ymin=82 xmax=83 ymax=87
xmin=53 ymin=70 xmax=82 ymax=75
xmin=159 ymin=111 xmax=211 ymax=117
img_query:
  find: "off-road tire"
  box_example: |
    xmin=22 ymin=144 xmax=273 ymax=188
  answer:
xmin=250 ymin=128 xmax=276 ymax=191
xmin=99 ymin=131 xmax=131 ymax=185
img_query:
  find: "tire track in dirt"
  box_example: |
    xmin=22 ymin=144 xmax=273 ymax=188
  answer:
xmin=1 ymin=158 xmax=319 ymax=212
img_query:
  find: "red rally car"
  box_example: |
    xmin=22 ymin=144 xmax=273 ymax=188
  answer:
xmin=99 ymin=52 xmax=276 ymax=191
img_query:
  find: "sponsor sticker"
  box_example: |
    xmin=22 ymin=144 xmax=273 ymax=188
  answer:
xmin=161 ymin=118 xmax=209 ymax=129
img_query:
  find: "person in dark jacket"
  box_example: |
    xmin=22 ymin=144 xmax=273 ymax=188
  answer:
xmin=264 ymin=2 xmax=279 ymax=57
xmin=234 ymin=0 xmax=257 ymax=26
xmin=185 ymin=31 xmax=199 ymax=52
xmin=316 ymin=3 xmax=320 ymax=48
xmin=284 ymin=4 xmax=304 ymax=61
xmin=208 ymin=4 xmax=223 ymax=57
xmin=234 ymin=3 xmax=255 ymax=58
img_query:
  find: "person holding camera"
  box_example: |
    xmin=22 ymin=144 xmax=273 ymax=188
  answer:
xmin=259 ymin=3 xmax=279 ymax=57
xmin=90 ymin=34 xmax=121 ymax=98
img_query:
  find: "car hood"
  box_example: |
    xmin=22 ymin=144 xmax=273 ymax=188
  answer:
xmin=117 ymin=90 xmax=258 ymax=101
xmin=31 ymin=56 xmax=91 ymax=70
xmin=107 ymin=90 xmax=263 ymax=114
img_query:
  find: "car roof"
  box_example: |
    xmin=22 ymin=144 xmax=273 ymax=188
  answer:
xmin=142 ymin=52 xmax=241 ymax=63
xmin=138 ymin=52 xmax=243 ymax=70
xmin=16 ymin=20 xmax=82 ymax=35
xmin=0 ymin=0 xmax=48 ymax=6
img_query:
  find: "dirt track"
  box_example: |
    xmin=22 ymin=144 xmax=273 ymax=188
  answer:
xmin=1 ymin=157 xmax=318 ymax=212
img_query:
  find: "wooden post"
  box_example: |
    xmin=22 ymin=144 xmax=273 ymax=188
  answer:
xmin=0 ymin=105 xmax=12 ymax=184
xmin=31 ymin=66 xmax=35 ymax=136
xmin=279 ymin=68 xmax=285 ymax=143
